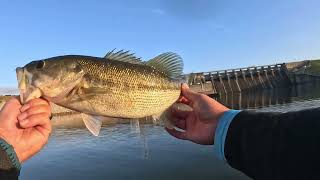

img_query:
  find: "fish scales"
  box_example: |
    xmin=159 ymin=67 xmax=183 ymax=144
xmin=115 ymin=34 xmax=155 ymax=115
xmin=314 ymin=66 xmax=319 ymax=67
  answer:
xmin=74 ymin=57 xmax=180 ymax=118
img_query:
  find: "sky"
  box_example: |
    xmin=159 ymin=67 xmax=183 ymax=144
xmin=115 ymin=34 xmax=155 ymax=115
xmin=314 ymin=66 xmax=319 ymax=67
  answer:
xmin=0 ymin=0 xmax=320 ymax=87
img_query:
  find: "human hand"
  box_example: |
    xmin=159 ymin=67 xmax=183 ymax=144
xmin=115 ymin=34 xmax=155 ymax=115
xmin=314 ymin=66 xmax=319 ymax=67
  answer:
xmin=0 ymin=97 xmax=52 ymax=163
xmin=166 ymin=84 xmax=229 ymax=145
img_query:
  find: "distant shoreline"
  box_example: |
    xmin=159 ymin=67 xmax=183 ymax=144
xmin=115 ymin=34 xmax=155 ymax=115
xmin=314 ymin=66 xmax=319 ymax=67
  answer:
xmin=0 ymin=87 xmax=19 ymax=96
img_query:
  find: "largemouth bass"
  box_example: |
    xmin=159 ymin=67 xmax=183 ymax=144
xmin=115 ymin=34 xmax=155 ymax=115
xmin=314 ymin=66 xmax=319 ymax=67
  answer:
xmin=16 ymin=50 xmax=185 ymax=135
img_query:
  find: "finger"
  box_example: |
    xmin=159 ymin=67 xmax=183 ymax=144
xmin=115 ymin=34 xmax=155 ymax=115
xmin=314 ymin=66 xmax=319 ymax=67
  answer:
xmin=171 ymin=118 xmax=186 ymax=130
xmin=177 ymin=96 xmax=191 ymax=105
xmin=7 ymin=97 xmax=21 ymax=104
xmin=2 ymin=98 xmax=21 ymax=110
xmin=18 ymin=105 xmax=51 ymax=121
xmin=0 ymin=98 xmax=22 ymax=118
xmin=165 ymin=127 xmax=187 ymax=140
xmin=19 ymin=113 xmax=52 ymax=132
xmin=181 ymin=83 xmax=200 ymax=102
xmin=23 ymin=98 xmax=50 ymax=110
xmin=167 ymin=109 xmax=186 ymax=129
xmin=171 ymin=107 xmax=191 ymax=119
xmin=20 ymin=98 xmax=50 ymax=113
xmin=20 ymin=103 xmax=30 ymax=112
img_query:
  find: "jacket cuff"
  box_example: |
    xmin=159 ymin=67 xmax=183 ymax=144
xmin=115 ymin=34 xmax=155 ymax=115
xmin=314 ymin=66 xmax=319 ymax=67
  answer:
xmin=0 ymin=138 xmax=21 ymax=174
xmin=214 ymin=110 xmax=241 ymax=161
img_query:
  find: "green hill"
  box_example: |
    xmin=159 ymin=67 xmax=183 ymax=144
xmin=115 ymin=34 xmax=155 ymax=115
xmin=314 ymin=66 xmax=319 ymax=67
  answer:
xmin=306 ymin=60 xmax=320 ymax=75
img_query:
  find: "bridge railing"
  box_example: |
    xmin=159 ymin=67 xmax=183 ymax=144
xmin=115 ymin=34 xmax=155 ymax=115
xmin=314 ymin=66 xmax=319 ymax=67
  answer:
xmin=201 ymin=63 xmax=285 ymax=77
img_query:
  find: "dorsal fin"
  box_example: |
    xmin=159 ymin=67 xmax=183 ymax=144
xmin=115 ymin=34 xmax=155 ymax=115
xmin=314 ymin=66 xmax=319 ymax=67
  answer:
xmin=145 ymin=52 xmax=183 ymax=79
xmin=104 ymin=49 xmax=143 ymax=64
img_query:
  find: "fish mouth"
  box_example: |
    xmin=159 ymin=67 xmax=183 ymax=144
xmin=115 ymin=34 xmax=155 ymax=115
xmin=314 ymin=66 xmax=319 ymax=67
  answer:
xmin=16 ymin=67 xmax=42 ymax=104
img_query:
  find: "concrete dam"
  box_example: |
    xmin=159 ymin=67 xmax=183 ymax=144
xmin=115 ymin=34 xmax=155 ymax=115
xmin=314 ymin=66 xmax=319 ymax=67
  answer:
xmin=187 ymin=60 xmax=319 ymax=95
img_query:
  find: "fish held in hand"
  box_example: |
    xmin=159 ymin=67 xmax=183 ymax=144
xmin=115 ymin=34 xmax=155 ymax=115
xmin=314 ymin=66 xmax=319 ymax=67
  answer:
xmin=16 ymin=50 xmax=188 ymax=136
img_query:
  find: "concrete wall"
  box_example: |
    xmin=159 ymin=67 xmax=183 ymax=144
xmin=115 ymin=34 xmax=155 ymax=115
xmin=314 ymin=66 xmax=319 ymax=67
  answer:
xmin=288 ymin=73 xmax=320 ymax=85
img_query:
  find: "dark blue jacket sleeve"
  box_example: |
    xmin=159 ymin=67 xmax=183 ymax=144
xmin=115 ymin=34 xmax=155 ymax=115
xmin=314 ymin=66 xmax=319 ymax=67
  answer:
xmin=224 ymin=107 xmax=320 ymax=180
xmin=0 ymin=138 xmax=21 ymax=180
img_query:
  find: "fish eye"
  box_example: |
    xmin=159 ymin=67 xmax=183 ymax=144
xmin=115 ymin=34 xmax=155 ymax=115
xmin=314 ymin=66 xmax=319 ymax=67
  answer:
xmin=36 ymin=60 xmax=45 ymax=69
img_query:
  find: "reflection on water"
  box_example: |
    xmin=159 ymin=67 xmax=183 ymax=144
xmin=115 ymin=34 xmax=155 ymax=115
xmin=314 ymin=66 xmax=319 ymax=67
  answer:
xmin=22 ymin=125 xmax=247 ymax=180
xmin=21 ymin=84 xmax=320 ymax=180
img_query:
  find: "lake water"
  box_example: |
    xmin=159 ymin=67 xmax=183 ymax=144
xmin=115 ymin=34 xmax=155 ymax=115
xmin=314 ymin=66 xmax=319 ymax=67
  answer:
xmin=20 ymin=84 xmax=320 ymax=180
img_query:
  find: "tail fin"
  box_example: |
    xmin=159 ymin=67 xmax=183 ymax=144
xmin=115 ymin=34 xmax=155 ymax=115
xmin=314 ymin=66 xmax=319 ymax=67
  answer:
xmin=152 ymin=103 xmax=193 ymax=129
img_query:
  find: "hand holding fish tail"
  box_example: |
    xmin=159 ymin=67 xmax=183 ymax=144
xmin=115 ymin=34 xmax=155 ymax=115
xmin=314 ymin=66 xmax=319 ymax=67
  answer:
xmin=166 ymin=83 xmax=229 ymax=145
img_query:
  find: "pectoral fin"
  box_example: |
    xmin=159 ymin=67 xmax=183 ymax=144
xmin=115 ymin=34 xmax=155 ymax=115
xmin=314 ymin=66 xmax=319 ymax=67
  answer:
xmin=65 ymin=86 xmax=111 ymax=104
xmin=81 ymin=113 xmax=103 ymax=136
